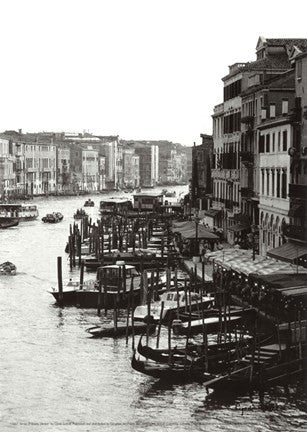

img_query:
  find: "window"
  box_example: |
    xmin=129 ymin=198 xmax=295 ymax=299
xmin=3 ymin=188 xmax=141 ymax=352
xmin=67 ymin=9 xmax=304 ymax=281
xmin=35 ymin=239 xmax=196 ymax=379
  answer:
xmin=297 ymin=60 xmax=302 ymax=80
xmin=271 ymin=170 xmax=275 ymax=197
xmin=272 ymin=133 xmax=275 ymax=152
xmin=26 ymin=158 xmax=33 ymax=169
xmin=259 ymin=135 xmax=265 ymax=153
xmin=276 ymin=170 xmax=280 ymax=198
xmin=270 ymin=104 xmax=276 ymax=118
xmin=282 ymin=99 xmax=288 ymax=115
xmin=266 ymin=134 xmax=270 ymax=153
xmin=261 ymin=108 xmax=267 ymax=120
xmin=266 ymin=170 xmax=270 ymax=195
xmin=283 ymin=130 xmax=288 ymax=151
xmin=278 ymin=131 xmax=281 ymax=152
xmin=281 ymin=170 xmax=287 ymax=198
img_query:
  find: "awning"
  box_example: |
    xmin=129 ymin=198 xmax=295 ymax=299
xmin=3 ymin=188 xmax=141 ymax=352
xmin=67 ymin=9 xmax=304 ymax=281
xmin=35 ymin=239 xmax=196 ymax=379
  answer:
xmin=227 ymin=224 xmax=249 ymax=233
xmin=267 ymin=242 xmax=307 ymax=263
xmin=288 ymin=204 xmax=303 ymax=217
xmin=204 ymin=209 xmax=221 ymax=218
xmin=181 ymin=225 xmax=219 ymax=240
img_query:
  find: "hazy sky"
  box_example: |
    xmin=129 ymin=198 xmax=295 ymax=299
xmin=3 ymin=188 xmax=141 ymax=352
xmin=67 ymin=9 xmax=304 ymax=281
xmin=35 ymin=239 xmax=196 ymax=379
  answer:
xmin=0 ymin=0 xmax=306 ymax=145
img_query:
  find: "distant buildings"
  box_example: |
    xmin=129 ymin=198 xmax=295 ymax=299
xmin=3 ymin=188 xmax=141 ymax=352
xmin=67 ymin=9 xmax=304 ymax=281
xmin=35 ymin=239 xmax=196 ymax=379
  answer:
xmin=0 ymin=131 xmax=188 ymax=198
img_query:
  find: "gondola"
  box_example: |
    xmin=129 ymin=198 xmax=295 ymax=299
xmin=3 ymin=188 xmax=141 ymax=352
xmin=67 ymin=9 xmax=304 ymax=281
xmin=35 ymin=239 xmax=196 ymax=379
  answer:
xmin=131 ymin=351 xmax=208 ymax=381
xmin=87 ymin=321 xmax=156 ymax=338
xmin=136 ymin=336 xmax=253 ymax=370
xmin=136 ymin=336 xmax=192 ymax=364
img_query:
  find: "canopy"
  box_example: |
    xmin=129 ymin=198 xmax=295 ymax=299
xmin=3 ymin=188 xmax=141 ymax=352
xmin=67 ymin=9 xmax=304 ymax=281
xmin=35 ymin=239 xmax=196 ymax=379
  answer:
xmin=172 ymin=221 xmax=195 ymax=232
xmin=267 ymin=242 xmax=307 ymax=263
xmin=180 ymin=225 xmax=219 ymax=240
xmin=248 ymin=272 xmax=307 ymax=288
xmin=207 ymin=248 xmax=307 ymax=276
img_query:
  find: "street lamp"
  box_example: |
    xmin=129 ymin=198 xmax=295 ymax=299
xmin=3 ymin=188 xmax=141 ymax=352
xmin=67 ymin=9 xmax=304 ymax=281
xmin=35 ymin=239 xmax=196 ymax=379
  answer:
xmin=248 ymin=224 xmax=259 ymax=261
xmin=194 ymin=208 xmax=200 ymax=256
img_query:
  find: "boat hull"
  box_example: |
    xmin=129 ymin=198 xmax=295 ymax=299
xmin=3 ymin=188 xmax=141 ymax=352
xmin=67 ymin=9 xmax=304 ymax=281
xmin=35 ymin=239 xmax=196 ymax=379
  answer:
xmin=0 ymin=218 xmax=19 ymax=228
xmin=50 ymin=288 xmax=141 ymax=308
xmin=87 ymin=322 xmax=156 ymax=338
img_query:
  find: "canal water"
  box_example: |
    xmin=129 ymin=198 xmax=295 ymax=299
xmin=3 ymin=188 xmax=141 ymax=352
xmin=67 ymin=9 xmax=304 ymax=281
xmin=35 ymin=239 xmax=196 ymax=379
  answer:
xmin=0 ymin=187 xmax=306 ymax=432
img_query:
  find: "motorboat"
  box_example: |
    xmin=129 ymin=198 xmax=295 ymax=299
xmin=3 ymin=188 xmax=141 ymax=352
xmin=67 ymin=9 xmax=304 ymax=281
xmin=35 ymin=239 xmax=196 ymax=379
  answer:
xmin=84 ymin=199 xmax=95 ymax=207
xmin=0 ymin=261 xmax=17 ymax=275
xmin=134 ymin=289 xmax=214 ymax=324
xmin=42 ymin=213 xmax=63 ymax=223
xmin=50 ymin=261 xmax=141 ymax=308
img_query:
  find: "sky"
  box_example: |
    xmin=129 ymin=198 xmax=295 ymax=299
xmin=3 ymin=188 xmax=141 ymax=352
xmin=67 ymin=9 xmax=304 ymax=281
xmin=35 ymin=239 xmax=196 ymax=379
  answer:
xmin=0 ymin=0 xmax=306 ymax=146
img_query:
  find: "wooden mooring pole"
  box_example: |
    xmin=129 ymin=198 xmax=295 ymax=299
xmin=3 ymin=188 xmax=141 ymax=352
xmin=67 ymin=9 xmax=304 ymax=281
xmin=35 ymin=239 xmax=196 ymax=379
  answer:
xmin=57 ymin=256 xmax=63 ymax=304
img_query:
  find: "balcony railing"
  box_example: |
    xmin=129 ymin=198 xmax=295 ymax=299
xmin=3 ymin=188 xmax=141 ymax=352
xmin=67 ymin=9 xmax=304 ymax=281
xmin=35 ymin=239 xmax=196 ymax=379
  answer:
xmin=289 ymin=184 xmax=307 ymax=200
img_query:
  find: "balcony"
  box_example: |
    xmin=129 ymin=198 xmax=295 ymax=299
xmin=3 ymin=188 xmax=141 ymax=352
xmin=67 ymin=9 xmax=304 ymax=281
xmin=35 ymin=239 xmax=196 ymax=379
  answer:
xmin=289 ymin=184 xmax=307 ymax=200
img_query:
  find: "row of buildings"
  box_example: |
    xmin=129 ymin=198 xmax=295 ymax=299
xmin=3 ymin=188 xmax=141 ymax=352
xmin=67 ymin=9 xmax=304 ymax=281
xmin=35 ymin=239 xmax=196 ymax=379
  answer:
xmin=0 ymin=132 xmax=190 ymax=197
xmin=192 ymin=36 xmax=307 ymax=266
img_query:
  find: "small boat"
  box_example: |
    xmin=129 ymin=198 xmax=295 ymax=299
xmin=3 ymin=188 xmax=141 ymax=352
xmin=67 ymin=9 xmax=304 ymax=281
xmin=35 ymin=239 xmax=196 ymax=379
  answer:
xmin=84 ymin=199 xmax=95 ymax=207
xmin=87 ymin=321 xmax=156 ymax=338
xmin=0 ymin=261 xmax=17 ymax=275
xmin=42 ymin=213 xmax=63 ymax=223
xmin=0 ymin=217 xmax=19 ymax=229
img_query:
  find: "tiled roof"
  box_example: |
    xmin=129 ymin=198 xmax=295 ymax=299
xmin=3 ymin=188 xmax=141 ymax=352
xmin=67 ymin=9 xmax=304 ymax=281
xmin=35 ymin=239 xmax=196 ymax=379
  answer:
xmin=242 ymin=54 xmax=290 ymax=72
xmin=266 ymin=38 xmax=307 ymax=50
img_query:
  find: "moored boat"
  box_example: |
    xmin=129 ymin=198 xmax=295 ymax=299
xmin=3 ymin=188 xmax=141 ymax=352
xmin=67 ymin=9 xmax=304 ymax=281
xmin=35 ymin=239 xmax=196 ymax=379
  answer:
xmin=86 ymin=320 xmax=156 ymax=338
xmin=134 ymin=289 xmax=214 ymax=324
xmin=50 ymin=261 xmax=141 ymax=308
